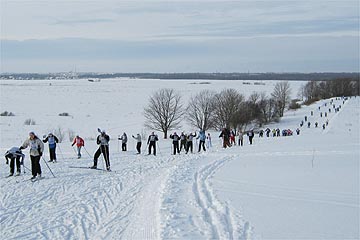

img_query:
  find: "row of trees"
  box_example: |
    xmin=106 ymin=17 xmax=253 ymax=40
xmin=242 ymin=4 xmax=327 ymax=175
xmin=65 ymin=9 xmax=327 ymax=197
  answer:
xmin=300 ymin=78 xmax=359 ymax=103
xmin=144 ymin=82 xmax=292 ymax=138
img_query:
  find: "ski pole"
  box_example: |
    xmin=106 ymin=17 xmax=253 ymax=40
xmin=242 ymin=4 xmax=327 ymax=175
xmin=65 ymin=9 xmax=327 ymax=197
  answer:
xmin=83 ymin=146 xmax=93 ymax=158
xmin=57 ymin=144 xmax=65 ymax=161
xmin=23 ymin=164 xmax=31 ymax=173
xmin=71 ymin=145 xmax=78 ymax=156
xmin=156 ymin=142 xmax=161 ymax=155
xmin=41 ymin=156 xmax=56 ymax=178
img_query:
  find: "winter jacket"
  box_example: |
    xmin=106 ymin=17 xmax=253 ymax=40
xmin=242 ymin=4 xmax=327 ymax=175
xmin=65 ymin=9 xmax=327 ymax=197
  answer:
xmin=5 ymin=147 xmax=25 ymax=161
xmin=147 ymin=134 xmax=159 ymax=144
xmin=21 ymin=136 xmax=44 ymax=156
xmin=72 ymin=137 xmax=84 ymax=147
xmin=170 ymin=134 xmax=180 ymax=143
xmin=119 ymin=134 xmax=128 ymax=144
xmin=187 ymin=133 xmax=196 ymax=142
xmin=197 ymin=131 xmax=206 ymax=141
xmin=43 ymin=135 xmax=59 ymax=149
xmin=132 ymin=134 xmax=142 ymax=143
xmin=97 ymin=134 xmax=110 ymax=146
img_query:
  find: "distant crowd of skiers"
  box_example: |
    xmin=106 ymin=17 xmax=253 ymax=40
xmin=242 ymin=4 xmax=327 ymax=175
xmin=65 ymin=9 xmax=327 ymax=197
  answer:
xmin=4 ymin=96 xmax=350 ymax=179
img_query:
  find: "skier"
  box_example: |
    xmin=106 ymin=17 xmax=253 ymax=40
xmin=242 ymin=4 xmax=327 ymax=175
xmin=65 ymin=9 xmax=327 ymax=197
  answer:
xmin=325 ymin=112 xmax=328 ymax=117
xmin=326 ymin=119 xmax=329 ymax=126
xmin=308 ymin=122 xmax=311 ymax=128
xmin=311 ymin=111 xmax=313 ymax=116
xmin=4 ymin=147 xmax=25 ymax=176
xmin=296 ymin=128 xmax=300 ymax=135
xmin=322 ymin=124 xmax=326 ymax=130
xmin=247 ymin=129 xmax=254 ymax=145
xmin=276 ymin=128 xmax=281 ymax=137
xmin=118 ymin=132 xmax=128 ymax=151
xmin=206 ymin=133 xmax=212 ymax=148
xmin=219 ymin=128 xmax=231 ymax=148
xmin=197 ymin=130 xmax=206 ymax=152
xmin=91 ymin=130 xmax=110 ymax=171
xmin=20 ymin=132 xmax=44 ymax=180
xmin=315 ymin=122 xmax=318 ymax=128
xmin=300 ymin=120 xmax=304 ymax=127
xmin=237 ymin=131 xmax=244 ymax=146
xmin=179 ymin=132 xmax=187 ymax=152
xmin=132 ymin=134 xmax=142 ymax=154
xmin=147 ymin=132 xmax=158 ymax=156
xmin=305 ymin=116 xmax=307 ymax=122
xmin=229 ymin=130 xmax=236 ymax=146
xmin=43 ymin=133 xmax=59 ymax=162
xmin=272 ymin=129 xmax=276 ymax=137
xmin=265 ymin=128 xmax=271 ymax=137
xmin=329 ymin=108 xmax=331 ymax=113
xmin=320 ymin=112 xmax=323 ymax=117
xmin=186 ymin=132 xmax=197 ymax=153
xmin=71 ymin=135 xmax=84 ymax=159
xmin=259 ymin=129 xmax=264 ymax=137
xmin=170 ymin=132 xmax=180 ymax=155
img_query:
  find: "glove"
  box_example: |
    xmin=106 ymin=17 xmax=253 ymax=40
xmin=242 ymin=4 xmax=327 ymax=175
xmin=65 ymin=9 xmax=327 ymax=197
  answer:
xmin=20 ymin=160 xmax=24 ymax=165
xmin=19 ymin=146 xmax=24 ymax=150
xmin=71 ymin=144 xmax=74 ymax=147
xmin=6 ymin=160 xmax=8 ymax=165
xmin=39 ymin=152 xmax=42 ymax=157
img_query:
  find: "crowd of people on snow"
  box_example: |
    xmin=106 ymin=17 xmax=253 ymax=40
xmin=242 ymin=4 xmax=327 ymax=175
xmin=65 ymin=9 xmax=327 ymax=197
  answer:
xmin=3 ymin=96 xmax=350 ymax=179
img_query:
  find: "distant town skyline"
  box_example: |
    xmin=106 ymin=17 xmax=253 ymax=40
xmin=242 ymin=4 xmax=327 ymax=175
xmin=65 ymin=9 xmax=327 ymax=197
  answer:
xmin=1 ymin=0 xmax=359 ymax=73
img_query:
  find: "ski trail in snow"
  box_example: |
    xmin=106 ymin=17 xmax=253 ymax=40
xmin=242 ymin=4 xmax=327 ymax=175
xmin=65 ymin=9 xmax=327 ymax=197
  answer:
xmin=192 ymin=156 xmax=244 ymax=240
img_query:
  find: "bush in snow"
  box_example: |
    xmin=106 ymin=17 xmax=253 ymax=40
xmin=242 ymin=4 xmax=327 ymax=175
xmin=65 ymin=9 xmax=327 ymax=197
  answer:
xmin=53 ymin=127 xmax=65 ymax=143
xmin=289 ymin=99 xmax=302 ymax=110
xmin=0 ymin=111 xmax=15 ymax=116
xmin=59 ymin=112 xmax=70 ymax=117
xmin=68 ymin=128 xmax=76 ymax=142
xmin=24 ymin=118 xmax=36 ymax=125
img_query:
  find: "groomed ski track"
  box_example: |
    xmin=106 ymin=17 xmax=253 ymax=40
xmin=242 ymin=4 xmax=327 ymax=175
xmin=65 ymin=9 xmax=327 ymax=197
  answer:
xmin=0 ymin=148 xmax=249 ymax=239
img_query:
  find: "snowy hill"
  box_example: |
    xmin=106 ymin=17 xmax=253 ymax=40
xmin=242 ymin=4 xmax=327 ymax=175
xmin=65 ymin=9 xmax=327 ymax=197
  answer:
xmin=0 ymin=79 xmax=359 ymax=239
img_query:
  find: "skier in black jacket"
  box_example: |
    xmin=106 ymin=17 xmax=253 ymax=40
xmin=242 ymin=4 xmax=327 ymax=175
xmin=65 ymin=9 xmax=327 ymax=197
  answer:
xmin=91 ymin=130 xmax=110 ymax=170
xmin=170 ymin=132 xmax=180 ymax=155
xmin=147 ymin=132 xmax=158 ymax=156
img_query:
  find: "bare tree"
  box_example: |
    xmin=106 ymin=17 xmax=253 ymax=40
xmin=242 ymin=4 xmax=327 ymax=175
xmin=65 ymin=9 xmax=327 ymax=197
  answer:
xmin=144 ymin=88 xmax=184 ymax=139
xmin=212 ymin=89 xmax=245 ymax=130
xmin=258 ymin=95 xmax=279 ymax=124
xmin=187 ymin=90 xmax=216 ymax=131
xmin=271 ymin=81 xmax=291 ymax=117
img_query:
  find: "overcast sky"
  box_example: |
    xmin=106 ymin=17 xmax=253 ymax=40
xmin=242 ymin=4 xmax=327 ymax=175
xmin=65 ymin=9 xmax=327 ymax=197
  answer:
xmin=0 ymin=0 xmax=359 ymax=73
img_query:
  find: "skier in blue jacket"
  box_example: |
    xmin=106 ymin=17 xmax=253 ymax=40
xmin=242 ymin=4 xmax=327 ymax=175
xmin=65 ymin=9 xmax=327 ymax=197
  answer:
xmin=197 ymin=130 xmax=206 ymax=152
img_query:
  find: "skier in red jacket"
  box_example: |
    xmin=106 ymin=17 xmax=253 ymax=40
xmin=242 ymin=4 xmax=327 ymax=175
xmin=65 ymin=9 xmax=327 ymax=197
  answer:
xmin=71 ymin=135 xmax=85 ymax=159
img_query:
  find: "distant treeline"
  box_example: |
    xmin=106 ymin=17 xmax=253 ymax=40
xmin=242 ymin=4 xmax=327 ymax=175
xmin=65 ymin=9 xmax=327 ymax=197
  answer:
xmin=1 ymin=72 xmax=359 ymax=81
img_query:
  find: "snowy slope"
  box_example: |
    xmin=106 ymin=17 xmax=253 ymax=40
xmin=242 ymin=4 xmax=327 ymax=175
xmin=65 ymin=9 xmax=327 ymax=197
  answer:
xmin=0 ymin=79 xmax=358 ymax=239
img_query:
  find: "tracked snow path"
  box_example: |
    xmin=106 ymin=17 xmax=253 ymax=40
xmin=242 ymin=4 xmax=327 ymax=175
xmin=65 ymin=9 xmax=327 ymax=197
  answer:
xmin=0 ymin=146 xmax=247 ymax=240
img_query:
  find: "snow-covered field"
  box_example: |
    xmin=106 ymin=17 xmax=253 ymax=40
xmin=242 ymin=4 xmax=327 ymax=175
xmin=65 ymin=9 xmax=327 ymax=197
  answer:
xmin=0 ymin=78 xmax=359 ymax=239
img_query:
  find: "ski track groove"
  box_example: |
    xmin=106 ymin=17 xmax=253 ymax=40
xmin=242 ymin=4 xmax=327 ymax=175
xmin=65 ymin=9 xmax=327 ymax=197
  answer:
xmin=1 ymin=145 xmax=248 ymax=239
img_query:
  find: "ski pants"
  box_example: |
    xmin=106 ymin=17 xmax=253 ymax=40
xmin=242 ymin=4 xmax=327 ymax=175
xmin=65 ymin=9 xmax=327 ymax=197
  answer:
xmin=180 ymin=140 xmax=186 ymax=152
xmin=77 ymin=146 xmax=82 ymax=158
xmin=186 ymin=142 xmax=193 ymax=153
xmin=249 ymin=136 xmax=254 ymax=145
xmin=9 ymin=156 xmax=21 ymax=174
xmin=198 ymin=140 xmax=206 ymax=152
xmin=136 ymin=142 xmax=142 ymax=154
xmin=49 ymin=147 xmax=56 ymax=161
xmin=30 ymin=155 xmax=41 ymax=177
xmin=122 ymin=143 xmax=127 ymax=151
xmin=238 ymin=139 xmax=243 ymax=146
xmin=223 ymin=138 xmax=230 ymax=148
xmin=173 ymin=142 xmax=180 ymax=155
xmin=94 ymin=145 xmax=110 ymax=168
xmin=148 ymin=142 xmax=156 ymax=155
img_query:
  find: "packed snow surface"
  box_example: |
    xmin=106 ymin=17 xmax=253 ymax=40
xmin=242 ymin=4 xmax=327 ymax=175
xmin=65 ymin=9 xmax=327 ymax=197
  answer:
xmin=0 ymin=78 xmax=359 ymax=239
